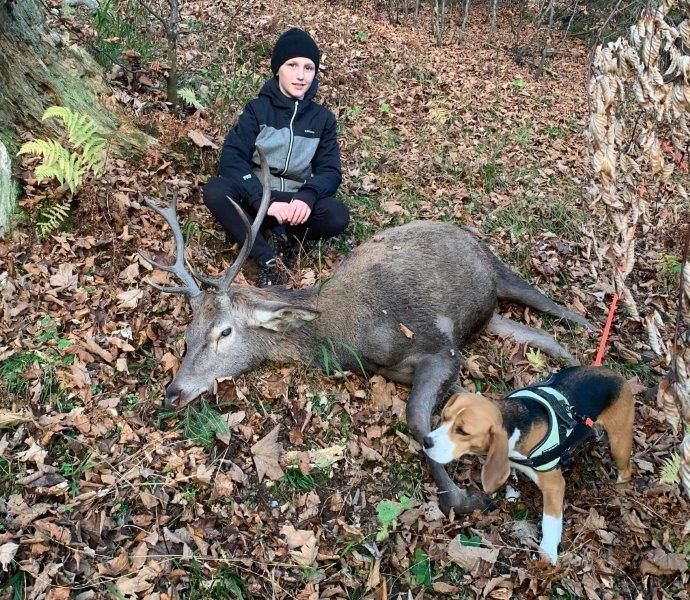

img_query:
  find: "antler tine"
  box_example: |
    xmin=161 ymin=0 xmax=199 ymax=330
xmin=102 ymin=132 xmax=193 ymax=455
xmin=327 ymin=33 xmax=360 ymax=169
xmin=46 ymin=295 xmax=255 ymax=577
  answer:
xmin=192 ymin=199 xmax=254 ymax=288
xmin=140 ymin=194 xmax=202 ymax=298
xmin=216 ymin=146 xmax=272 ymax=291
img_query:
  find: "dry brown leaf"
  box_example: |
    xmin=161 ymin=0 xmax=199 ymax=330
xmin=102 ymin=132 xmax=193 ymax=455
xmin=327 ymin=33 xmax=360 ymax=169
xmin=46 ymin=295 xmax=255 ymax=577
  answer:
xmin=45 ymin=588 xmax=70 ymax=600
xmin=640 ymin=549 xmax=688 ymax=575
xmin=251 ymin=425 xmax=284 ymax=482
xmin=280 ymin=524 xmax=315 ymax=549
xmin=370 ymin=375 xmax=395 ymax=411
xmin=290 ymin=535 xmax=319 ymax=566
xmin=49 ymin=263 xmax=78 ymax=290
xmin=0 ymin=542 xmax=18 ymax=571
xmin=116 ymin=288 xmax=144 ymax=309
xmin=399 ymin=323 xmax=414 ymax=339
xmin=188 ymin=129 xmax=219 ymax=149
xmin=447 ymin=537 xmax=499 ymax=571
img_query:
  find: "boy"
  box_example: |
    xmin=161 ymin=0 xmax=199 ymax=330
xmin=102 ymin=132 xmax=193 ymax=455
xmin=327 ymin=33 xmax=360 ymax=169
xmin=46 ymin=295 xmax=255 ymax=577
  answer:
xmin=203 ymin=28 xmax=349 ymax=285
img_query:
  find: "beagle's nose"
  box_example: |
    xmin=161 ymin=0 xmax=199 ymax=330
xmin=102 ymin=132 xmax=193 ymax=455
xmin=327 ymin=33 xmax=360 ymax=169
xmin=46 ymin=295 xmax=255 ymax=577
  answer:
xmin=422 ymin=436 xmax=434 ymax=450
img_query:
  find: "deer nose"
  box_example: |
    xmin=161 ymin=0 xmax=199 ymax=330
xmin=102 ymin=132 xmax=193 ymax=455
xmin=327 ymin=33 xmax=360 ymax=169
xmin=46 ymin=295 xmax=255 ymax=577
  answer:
xmin=165 ymin=386 xmax=183 ymax=409
xmin=422 ymin=436 xmax=434 ymax=450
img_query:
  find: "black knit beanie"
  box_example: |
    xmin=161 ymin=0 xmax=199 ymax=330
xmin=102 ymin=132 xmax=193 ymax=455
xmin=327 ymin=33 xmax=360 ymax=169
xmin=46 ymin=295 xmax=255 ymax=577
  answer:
xmin=270 ymin=28 xmax=320 ymax=75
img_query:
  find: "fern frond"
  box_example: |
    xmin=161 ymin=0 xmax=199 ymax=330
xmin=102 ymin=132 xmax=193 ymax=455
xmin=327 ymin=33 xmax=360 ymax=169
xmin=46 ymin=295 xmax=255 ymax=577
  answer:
xmin=41 ymin=106 xmax=73 ymax=124
xmin=42 ymin=106 xmax=103 ymax=150
xmin=78 ymin=139 xmax=106 ymax=175
xmin=68 ymin=114 xmax=99 ymax=149
xmin=179 ymin=87 xmax=205 ymax=111
xmin=18 ymin=139 xmax=69 ymax=163
xmin=35 ymin=164 xmax=65 ymax=186
xmin=660 ymin=452 xmax=681 ymax=484
xmin=36 ymin=202 xmax=71 ymax=239
xmin=20 ymin=106 xmax=107 ymax=195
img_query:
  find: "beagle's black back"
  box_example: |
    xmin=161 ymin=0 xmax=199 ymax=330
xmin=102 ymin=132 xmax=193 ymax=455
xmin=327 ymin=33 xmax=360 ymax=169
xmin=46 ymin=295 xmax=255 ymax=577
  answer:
xmin=500 ymin=366 xmax=626 ymax=431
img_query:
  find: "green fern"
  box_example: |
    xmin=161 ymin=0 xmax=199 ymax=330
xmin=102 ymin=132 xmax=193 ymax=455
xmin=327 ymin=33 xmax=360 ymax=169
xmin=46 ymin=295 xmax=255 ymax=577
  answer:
xmin=660 ymin=452 xmax=681 ymax=484
xmin=179 ymin=87 xmax=205 ymax=111
xmin=17 ymin=106 xmax=107 ymax=237
xmin=18 ymin=106 xmax=106 ymax=194
xmin=42 ymin=106 xmax=101 ymax=150
xmin=36 ymin=202 xmax=71 ymax=239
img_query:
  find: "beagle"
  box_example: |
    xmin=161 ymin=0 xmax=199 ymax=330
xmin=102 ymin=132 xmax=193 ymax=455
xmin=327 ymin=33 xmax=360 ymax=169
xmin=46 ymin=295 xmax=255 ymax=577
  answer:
xmin=423 ymin=366 xmax=634 ymax=564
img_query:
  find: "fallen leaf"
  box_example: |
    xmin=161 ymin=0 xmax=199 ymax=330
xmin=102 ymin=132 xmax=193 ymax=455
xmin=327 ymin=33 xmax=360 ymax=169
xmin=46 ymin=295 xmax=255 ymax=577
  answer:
xmin=291 ymin=534 xmax=319 ymax=566
xmin=0 ymin=542 xmax=18 ymax=571
xmin=117 ymin=288 xmax=144 ymax=309
xmin=640 ymin=549 xmax=688 ymax=575
xmin=17 ymin=441 xmax=47 ymax=465
xmin=251 ymin=425 xmax=284 ymax=482
xmin=370 ymin=375 xmax=395 ymax=411
xmin=49 ymin=263 xmax=78 ymax=290
xmin=280 ymin=524 xmax=315 ymax=549
xmin=432 ymin=582 xmax=459 ymax=593
xmin=399 ymin=323 xmax=414 ymax=339
xmin=188 ymin=129 xmax=218 ymax=149
xmin=383 ymin=201 xmax=403 ymax=214
xmin=447 ymin=536 xmax=499 ymax=571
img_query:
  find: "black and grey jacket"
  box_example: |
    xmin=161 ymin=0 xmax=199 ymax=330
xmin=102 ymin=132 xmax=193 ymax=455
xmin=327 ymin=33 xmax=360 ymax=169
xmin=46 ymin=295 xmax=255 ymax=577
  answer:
xmin=218 ymin=77 xmax=342 ymax=210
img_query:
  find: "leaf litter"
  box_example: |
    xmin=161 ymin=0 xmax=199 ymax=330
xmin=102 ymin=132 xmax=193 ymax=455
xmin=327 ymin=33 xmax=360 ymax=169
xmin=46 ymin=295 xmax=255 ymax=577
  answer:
xmin=0 ymin=0 xmax=688 ymax=598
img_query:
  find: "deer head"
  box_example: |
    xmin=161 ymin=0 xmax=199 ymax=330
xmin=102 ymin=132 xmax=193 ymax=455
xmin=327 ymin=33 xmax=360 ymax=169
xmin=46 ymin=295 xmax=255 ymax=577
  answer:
xmin=140 ymin=148 xmax=320 ymax=408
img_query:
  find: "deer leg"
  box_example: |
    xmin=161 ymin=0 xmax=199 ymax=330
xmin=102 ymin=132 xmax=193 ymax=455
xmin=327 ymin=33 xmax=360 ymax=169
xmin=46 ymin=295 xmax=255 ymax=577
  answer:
xmin=406 ymin=352 xmax=493 ymax=515
xmin=486 ymin=314 xmax=579 ymax=365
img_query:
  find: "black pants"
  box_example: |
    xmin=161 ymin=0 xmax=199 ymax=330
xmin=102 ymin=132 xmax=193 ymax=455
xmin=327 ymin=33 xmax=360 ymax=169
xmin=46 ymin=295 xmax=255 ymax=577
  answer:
xmin=203 ymin=176 xmax=350 ymax=265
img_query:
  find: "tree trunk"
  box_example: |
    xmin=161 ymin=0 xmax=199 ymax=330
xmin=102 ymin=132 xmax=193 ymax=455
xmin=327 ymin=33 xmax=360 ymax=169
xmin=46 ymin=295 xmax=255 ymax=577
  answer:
xmin=0 ymin=0 xmax=153 ymax=232
xmin=0 ymin=142 xmax=18 ymax=237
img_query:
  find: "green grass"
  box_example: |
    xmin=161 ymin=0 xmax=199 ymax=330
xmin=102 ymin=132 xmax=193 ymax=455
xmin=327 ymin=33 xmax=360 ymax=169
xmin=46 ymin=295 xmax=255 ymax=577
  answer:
xmin=390 ymin=458 xmax=424 ymax=501
xmin=171 ymin=559 xmax=246 ymax=600
xmin=483 ymin=195 xmax=586 ymax=242
xmin=603 ymin=357 xmax=656 ymax=387
xmin=277 ymin=466 xmax=331 ymax=498
xmin=0 ymin=351 xmax=45 ymax=397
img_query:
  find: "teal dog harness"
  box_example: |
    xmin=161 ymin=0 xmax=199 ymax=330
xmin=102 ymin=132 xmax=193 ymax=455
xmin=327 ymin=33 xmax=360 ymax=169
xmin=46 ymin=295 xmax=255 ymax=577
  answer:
xmin=506 ymin=385 xmax=595 ymax=471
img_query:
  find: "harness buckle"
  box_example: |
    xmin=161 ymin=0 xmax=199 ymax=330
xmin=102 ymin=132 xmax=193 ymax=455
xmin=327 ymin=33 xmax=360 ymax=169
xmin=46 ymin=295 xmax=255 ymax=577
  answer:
xmin=583 ymin=416 xmax=594 ymax=427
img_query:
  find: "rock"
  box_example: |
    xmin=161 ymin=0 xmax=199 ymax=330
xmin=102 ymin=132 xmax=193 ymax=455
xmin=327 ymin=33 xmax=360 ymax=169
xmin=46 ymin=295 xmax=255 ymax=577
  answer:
xmin=0 ymin=141 xmax=18 ymax=237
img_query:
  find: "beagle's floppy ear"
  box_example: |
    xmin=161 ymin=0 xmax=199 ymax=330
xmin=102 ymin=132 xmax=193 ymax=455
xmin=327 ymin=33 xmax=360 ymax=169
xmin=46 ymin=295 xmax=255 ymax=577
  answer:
xmin=481 ymin=426 xmax=510 ymax=494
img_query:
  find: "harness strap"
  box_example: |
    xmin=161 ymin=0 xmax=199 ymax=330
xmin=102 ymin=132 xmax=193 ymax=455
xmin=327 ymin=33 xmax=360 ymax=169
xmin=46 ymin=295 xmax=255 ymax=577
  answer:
xmin=511 ymin=422 xmax=594 ymax=470
xmin=507 ymin=385 xmax=595 ymax=471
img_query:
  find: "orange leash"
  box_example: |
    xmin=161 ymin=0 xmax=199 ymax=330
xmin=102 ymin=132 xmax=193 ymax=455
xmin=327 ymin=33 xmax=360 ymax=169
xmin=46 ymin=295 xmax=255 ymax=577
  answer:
xmin=593 ymin=292 xmax=619 ymax=366
xmin=593 ymin=222 xmax=638 ymax=366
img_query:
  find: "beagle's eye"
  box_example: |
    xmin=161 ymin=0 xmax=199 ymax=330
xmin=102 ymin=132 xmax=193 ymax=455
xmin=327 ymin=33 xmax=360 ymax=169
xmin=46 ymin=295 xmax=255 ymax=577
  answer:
xmin=455 ymin=426 xmax=468 ymax=436
xmin=220 ymin=327 xmax=233 ymax=338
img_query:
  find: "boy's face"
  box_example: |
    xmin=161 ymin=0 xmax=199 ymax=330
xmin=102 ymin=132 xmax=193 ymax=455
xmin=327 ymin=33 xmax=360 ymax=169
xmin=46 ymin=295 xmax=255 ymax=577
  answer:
xmin=277 ymin=57 xmax=316 ymax=100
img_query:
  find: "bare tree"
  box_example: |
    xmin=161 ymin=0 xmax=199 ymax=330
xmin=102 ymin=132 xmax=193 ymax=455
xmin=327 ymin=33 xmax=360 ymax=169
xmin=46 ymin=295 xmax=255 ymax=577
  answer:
xmin=489 ymin=0 xmax=498 ymax=42
xmin=433 ymin=0 xmax=447 ymax=44
xmin=459 ymin=0 xmax=471 ymax=40
xmin=134 ymin=0 xmax=181 ymax=106
xmin=537 ymin=0 xmax=555 ymax=78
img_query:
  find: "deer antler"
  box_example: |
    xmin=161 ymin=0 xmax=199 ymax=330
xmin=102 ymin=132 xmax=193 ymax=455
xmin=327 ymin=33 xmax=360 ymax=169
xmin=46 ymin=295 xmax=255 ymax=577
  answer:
xmin=138 ymin=189 xmax=203 ymax=298
xmin=202 ymin=146 xmax=272 ymax=292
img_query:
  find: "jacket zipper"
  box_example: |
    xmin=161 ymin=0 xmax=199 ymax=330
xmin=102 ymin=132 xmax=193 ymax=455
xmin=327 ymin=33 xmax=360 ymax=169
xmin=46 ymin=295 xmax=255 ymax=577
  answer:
xmin=282 ymin=100 xmax=299 ymax=176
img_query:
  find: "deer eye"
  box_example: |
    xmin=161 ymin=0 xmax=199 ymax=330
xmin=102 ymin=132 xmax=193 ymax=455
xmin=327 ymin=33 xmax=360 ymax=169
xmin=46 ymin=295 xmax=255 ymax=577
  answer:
xmin=220 ymin=327 xmax=233 ymax=338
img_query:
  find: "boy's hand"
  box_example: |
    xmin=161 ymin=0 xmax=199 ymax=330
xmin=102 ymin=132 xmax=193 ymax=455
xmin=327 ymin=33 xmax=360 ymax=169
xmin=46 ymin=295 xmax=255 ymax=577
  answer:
xmin=288 ymin=199 xmax=311 ymax=225
xmin=267 ymin=202 xmax=292 ymax=224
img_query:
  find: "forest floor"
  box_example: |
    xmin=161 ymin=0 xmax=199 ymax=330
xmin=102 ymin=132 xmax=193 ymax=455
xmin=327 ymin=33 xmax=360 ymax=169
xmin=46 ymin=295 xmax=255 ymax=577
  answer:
xmin=0 ymin=0 xmax=688 ymax=598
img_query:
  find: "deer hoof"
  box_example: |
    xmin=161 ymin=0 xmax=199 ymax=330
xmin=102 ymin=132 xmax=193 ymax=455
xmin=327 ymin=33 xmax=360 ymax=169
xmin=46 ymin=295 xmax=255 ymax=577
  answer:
xmin=438 ymin=486 xmax=495 ymax=516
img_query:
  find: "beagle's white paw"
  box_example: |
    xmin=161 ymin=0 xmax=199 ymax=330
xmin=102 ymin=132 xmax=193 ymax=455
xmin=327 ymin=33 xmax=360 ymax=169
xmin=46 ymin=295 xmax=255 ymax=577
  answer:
xmin=539 ymin=543 xmax=559 ymax=565
xmin=505 ymin=485 xmax=520 ymax=502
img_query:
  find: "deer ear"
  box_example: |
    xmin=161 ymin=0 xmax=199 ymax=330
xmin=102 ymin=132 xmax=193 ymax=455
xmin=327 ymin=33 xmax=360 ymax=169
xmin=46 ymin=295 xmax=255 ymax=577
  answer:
xmin=481 ymin=426 xmax=510 ymax=494
xmin=251 ymin=302 xmax=320 ymax=332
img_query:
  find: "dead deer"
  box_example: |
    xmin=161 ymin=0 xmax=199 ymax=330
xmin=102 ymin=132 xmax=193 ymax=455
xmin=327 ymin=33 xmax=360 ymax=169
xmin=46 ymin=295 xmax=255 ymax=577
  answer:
xmin=140 ymin=148 xmax=593 ymax=515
